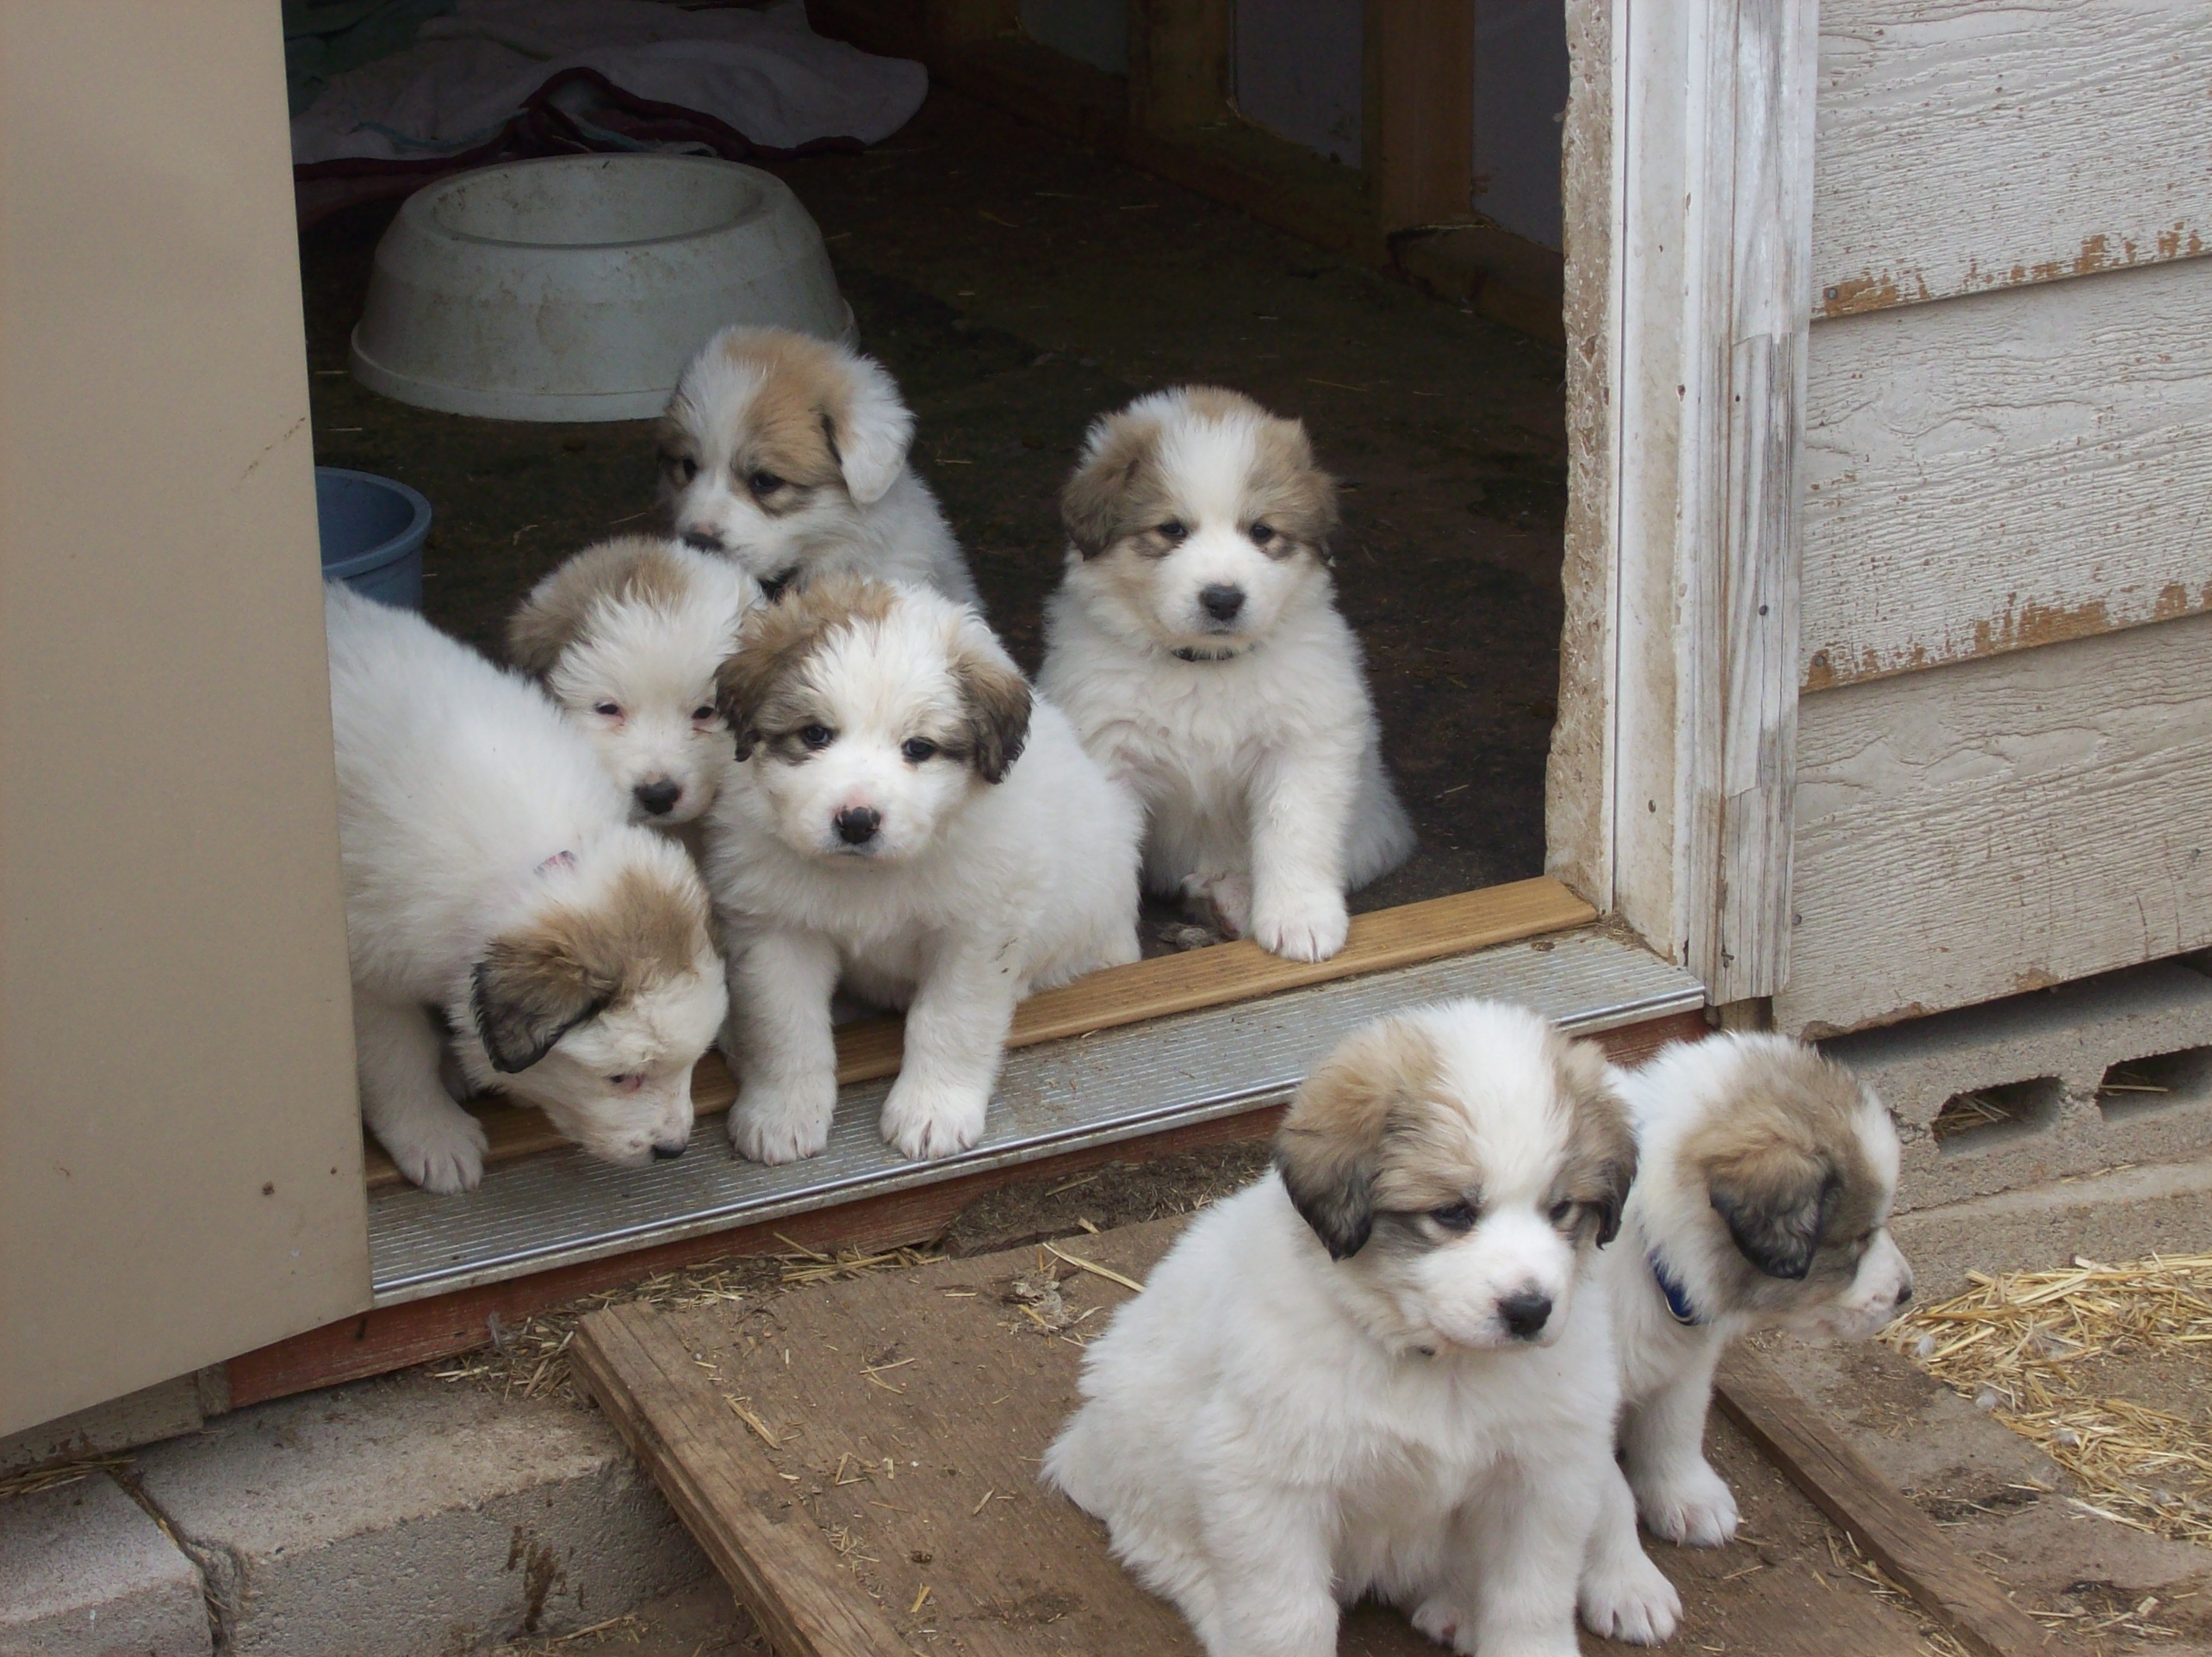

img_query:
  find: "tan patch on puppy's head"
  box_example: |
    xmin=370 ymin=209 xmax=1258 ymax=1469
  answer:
xmin=1275 ymin=1016 xmax=1448 ymax=1259
xmin=506 ymin=536 xmax=694 ymax=679
xmin=711 ymin=573 xmax=898 ymax=759
xmin=1684 ymin=1043 xmax=1885 ymax=1289
xmin=471 ymin=867 xmax=709 ymax=1074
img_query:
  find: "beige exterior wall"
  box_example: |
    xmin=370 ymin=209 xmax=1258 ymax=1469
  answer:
xmin=0 ymin=2 xmax=370 ymax=1436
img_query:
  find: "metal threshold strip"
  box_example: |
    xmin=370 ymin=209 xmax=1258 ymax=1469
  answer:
xmin=369 ymin=927 xmax=1703 ymax=1304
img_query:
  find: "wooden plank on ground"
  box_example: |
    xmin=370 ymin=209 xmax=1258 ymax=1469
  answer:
xmin=1814 ymin=0 xmax=2212 ymax=318
xmin=1716 ymin=1347 xmax=2051 ymax=1657
xmin=364 ymin=879 xmax=1595 ymax=1188
xmin=572 ymin=1221 xmax=1936 ymax=1655
xmin=571 ymin=1301 xmax=912 ymax=1657
xmin=1779 ymin=612 xmax=2212 ymax=1037
xmin=1803 ymin=258 xmax=2212 ymax=689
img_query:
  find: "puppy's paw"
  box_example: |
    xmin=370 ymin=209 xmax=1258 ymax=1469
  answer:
xmin=880 ymin=1076 xmax=988 ymax=1161
xmin=383 ymin=1110 xmax=488 ymax=1194
xmin=1180 ymin=870 xmax=1252 ymax=938
xmin=1408 ymin=1596 xmax=1479 ymax=1655
xmin=1636 ymin=1460 xmax=1740 ymax=1548
xmin=1580 ymin=1547 xmax=1682 ymax=1645
xmin=1253 ymin=891 xmax=1349 ymax=963
xmin=729 ymin=1075 xmax=836 ymax=1164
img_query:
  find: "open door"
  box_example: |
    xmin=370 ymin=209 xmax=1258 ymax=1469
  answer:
xmin=0 ymin=2 xmax=369 ymax=1437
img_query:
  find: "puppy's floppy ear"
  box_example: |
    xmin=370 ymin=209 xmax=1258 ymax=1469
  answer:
xmin=826 ymin=353 xmax=913 ymax=505
xmin=1060 ymin=412 xmax=1155 ymax=557
xmin=1555 ymin=1036 xmax=1639 ymax=1248
xmin=948 ymin=619 xmax=1031 ymax=783
xmin=1274 ymin=1017 xmax=1435 ymax=1260
xmin=1707 ymin=1141 xmax=1838 ymax=1280
xmin=471 ymin=933 xmax=611 ymax=1075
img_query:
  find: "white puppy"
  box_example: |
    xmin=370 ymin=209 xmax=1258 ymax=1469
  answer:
xmin=507 ymin=535 xmax=763 ymax=828
xmin=326 ymin=584 xmax=727 ymax=1192
xmin=1038 ymin=387 xmax=1412 ymax=964
xmin=1047 ymin=999 xmax=1637 ymax=1657
xmin=658 ymin=325 xmax=979 ymax=606
xmin=702 ymin=575 xmax=1141 ymax=1164
xmin=1578 ymin=1033 xmax=1915 ymax=1645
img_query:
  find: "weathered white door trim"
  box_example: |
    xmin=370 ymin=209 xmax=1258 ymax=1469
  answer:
xmin=1549 ymin=0 xmax=1817 ymax=1004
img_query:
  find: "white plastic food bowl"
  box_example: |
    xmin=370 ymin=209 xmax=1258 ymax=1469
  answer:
xmin=350 ymin=155 xmax=854 ymax=422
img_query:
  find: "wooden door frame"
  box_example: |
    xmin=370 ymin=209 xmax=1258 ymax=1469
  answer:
xmin=1549 ymin=0 xmax=1817 ymax=1007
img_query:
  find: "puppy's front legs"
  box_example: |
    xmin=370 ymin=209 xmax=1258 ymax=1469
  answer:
xmin=357 ymin=995 xmax=487 ymax=1193
xmin=1578 ymin=1461 xmax=1682 ymax=1645
xmin=726 ymin=929 xmax=841 ymax=1164
xmin=1247 ymin=740 xmax=1358 ymax=962
xmin=878 ymin=932 xmax=1020 ymax=1160
xmin=1622 ymin=1340 xmax=1738 ymax=1546
xmin=1420 ymin=1456 xmax=1602 ymax=1657
xmin=1193 ymin=1489 xmax=1339 ymax=1657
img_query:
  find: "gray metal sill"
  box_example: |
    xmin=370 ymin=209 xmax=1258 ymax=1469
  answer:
xmin=368 ymin=927 xmax=1703 ymax=1304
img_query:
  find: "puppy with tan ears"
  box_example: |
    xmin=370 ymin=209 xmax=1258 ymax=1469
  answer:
xmin=1047 ymin=999 xmax=1637 ymax=1657
xmin=325 ymin=585 xmax=726 ymax=1192
xmin=1038 ymin=387 xmax=1413 ymax=964
xmin=1577 ymin=1033 xmax=1914 ymax=1645
xmin=658 ymin=325 xmax=979 ymax=606
xmin=703 ymin=575 xmax=1141 ymax=1164
xmin=507 ymin=536 xmax=764 ymax=829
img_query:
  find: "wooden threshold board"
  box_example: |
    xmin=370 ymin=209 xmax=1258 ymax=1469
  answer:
xmin=363 ymin=877 xmax=1592 ymax=1190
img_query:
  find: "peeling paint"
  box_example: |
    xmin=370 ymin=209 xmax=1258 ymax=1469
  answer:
xmin=1815 ymin=222 xmax=2207 ymax=320
xmin=1804 ymin=586 xmax=2212 ymax=691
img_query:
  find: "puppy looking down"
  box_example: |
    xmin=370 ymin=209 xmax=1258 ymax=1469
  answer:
xmin=658 ymin=325 xmax=979 ymax=606
xmin=703 ymin=575 xmax=1141 ymax=1165
xmin=1577 ymin=1033 xmax=1915 ymax=1645
xmin=325 ymin=585 xmax=726 ymax=1192
xmin=1048 ymin=999 xmax=1637 ymax=1657
xmin=507 ymin=535 xmax=763 ymax=828
xmin=1038 ymin=387 xmax=1413 ymax=964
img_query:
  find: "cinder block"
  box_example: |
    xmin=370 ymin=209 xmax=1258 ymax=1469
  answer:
xmin=1823 ymin=961 xmax=2212 ymax=1212
xmin=131 ymin=1374 xmax=706 ymax=1657
xmin=0 ymin=1473 xmax=211 ymax=1657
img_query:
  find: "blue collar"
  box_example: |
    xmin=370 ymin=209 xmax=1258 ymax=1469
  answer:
xmin=1649 ymin=1250 xmax=1704 ymax=1326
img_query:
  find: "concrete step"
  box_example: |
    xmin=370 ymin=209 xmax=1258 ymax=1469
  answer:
xmin=0 ymin=1472 xmax=210 ymax=1657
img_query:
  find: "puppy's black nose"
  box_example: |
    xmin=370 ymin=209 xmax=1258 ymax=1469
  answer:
xmin=1199 ymin=583 xmax=1246 ymax=623
xmin=835 ymin=805 xmax=881 ymax=845
xmin=651 ymin=1141 xmax=687 ymax=1162
xmin=634 ymin=777 xmax=682 ymax=816
xmin=680 ymin=528 xmax=724 ymax=553
xmin=1499 ymin=1291 xmax=1553 ymax=1339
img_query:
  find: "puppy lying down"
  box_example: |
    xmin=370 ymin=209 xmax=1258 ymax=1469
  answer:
xmin=1049 ymin=999 xmax=1636 ymax=1657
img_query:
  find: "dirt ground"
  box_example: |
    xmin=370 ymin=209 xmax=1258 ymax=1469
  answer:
xmin=298 ymin=85 xmax=1569 ymax=912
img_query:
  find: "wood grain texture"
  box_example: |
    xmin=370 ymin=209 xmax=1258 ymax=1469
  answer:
xmin=363 ymin=878 xmax=1594 ymax=1189
xmin=572 ymin=1303 xmax=912 ymax=1657
xmin=1363 ymin=0 xmax=1476 ymax=231
xmin=1779 ymin=613 xmax=2212 ymax=1037
xmin=1128 ymin=0 xmax=1230 ymax=131
xmin=1716 ymin=1347 xmax=2052 ymax=1657
xmin=1803 ymin=257 xmax=2212 ymax=690
xmin=1814 ymin=0 xmax=2212 ymax=318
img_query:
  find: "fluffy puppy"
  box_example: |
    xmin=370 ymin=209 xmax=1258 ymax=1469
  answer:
xmin=1577 ymin=1033 xmax=1914 ymax=1645
xmin=1047 ymin=999 xmax=1637 ymax=1657
xmin=658 ymin=325 xmax=979 ymax=606
xmin=507 ymin=536 xmax=763 ymax=828
xmin=703 ymin=575 xmax=1140 ymax=1163
xmin=1038 ymin=387 xmax=1413 ymax=964
xmin=326 ymin=585 xmax=727 ymax=1192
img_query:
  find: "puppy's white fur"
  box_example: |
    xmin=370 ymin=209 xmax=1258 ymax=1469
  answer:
xmin=1577 ymin=1033 xmax=1914 ymax=1644
xmin=1039 ymin=387 xmax=1412 ymax=964
xmin=508 ymin=536 xmax=763 ymax=828
xmin=702 ymin=576 xmax=1140 ymax=1164
xmin=659 ymin=325 xmax=978 ymax=606
xmin=327 ymin=585 xmax=727 ymax=1192
xmin=1048 ymin=1000 xmax=1637 ymax=1657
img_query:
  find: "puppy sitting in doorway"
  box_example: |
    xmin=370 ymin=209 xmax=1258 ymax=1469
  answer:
xmin=1047 ymin=999 xmax=1636 ymax=1657
xmin=658 ymin=325 xmax=979 ymax=606
xmin=325 ymin=585 xmax=726 ymax=1192
xmin=507 ymin=535 xmax=763 ymax=833
xmin=1577 ymin=1033 xmax=1915 ymax=1645
xmin=1038 ymin=387 xmax=1412 ymax=964
xmin=703 ymin=575 xmax=1141 ymax=1164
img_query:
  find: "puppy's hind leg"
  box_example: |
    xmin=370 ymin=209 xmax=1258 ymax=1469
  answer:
xmin=356 ymin=995 xmax=489 ymax=1193
xmin=1436 ymin=1454 xmax=1603 ymax=1657
xmin=1191 ymin=1491 xmax=1340 ymax=1657
xmin=1623 ymin=1343 xmax=1739 ymax=1547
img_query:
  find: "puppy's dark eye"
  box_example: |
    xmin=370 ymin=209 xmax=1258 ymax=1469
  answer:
xmin=1156 ymin=519 xmax=1188 ymax=544
xmin=691 ymin=705 xmax=717 ymax=722
xmin=1549 ymin=1199 xmax=1577 ymax=1226
xmin=748 ymin=469 xmax=785 ymax=497
xmin=1248 ymin=522 xmax=1275 ymax=546
xmin=1428 ymin=1202 xmax=1478 ymax=1233
xmin=664 ymin=454 xmax=698 ymax=485
xmin=798 ymin=724 xmax=835 ymax=750
xmin=593 ymin=702 xmax=623 ymax=718
xmin=901 ymin=738 xmax=938 ymax=763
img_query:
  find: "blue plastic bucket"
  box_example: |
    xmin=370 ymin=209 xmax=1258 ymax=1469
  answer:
xmin=317 ymin=467 xmax=430 ymax=609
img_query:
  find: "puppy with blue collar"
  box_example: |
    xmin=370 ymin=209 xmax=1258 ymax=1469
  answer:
xmin=1577 ymin=1032 xmax=1915 ymax=1643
